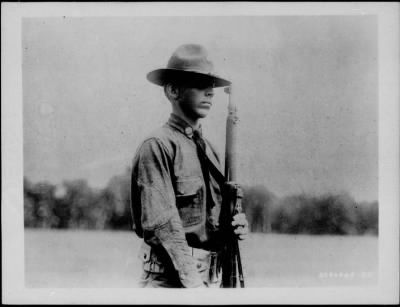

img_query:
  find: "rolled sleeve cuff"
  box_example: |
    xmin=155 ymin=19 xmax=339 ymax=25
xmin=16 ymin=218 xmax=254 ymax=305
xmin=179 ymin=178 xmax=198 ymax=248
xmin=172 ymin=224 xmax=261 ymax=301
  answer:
xmin=154 ymin=216 xmax=204 ymax=288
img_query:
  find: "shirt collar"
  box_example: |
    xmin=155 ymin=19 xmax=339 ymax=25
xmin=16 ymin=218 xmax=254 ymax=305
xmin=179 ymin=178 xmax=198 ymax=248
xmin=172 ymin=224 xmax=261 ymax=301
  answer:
xmin=167 ymin=113 xmax=202 ymax=139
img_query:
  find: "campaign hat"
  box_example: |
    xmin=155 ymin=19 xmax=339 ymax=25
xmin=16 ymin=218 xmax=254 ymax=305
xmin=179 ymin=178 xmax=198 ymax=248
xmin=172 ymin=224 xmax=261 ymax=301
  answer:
xmin=146 ymin=44 xmax=231 ymax=88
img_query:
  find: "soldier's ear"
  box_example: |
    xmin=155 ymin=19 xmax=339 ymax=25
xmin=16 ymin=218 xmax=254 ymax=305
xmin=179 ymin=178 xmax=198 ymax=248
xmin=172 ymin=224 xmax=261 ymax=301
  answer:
xmin=164 ymin=83 xmax=181 ymax=101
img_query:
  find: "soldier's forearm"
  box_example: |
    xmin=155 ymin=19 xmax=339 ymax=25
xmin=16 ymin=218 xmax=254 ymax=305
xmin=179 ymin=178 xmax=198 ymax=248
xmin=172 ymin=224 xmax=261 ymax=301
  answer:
xmin=154 ymin=215 xmax=204 ymax=288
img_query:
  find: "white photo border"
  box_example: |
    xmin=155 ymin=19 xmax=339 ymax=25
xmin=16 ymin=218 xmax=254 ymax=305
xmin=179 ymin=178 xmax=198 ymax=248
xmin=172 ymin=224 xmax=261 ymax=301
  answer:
xmin=2 ymin=2 xmax=399 ymax=304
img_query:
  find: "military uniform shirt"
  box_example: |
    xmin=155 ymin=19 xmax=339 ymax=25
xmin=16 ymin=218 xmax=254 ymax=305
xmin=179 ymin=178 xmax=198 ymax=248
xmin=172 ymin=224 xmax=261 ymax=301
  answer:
xmin=130 ymin=113 xmax=223 ymax=287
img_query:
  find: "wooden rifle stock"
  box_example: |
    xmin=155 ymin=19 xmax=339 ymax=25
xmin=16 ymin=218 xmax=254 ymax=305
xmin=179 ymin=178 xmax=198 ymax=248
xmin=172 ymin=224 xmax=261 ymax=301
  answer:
xmin=220 ymin=85 xmax=245 ymax=288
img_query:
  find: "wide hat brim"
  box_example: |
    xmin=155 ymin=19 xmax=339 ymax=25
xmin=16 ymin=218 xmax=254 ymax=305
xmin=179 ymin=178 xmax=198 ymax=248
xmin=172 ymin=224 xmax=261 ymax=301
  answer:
xmin=147 ymin=68 xmax=231 ymax=88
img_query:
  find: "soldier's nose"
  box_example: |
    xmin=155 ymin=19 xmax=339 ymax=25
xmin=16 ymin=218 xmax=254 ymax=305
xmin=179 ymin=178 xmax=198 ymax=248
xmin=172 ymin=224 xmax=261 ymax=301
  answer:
xmin=205 ymin=88 xmax=214 ymax=98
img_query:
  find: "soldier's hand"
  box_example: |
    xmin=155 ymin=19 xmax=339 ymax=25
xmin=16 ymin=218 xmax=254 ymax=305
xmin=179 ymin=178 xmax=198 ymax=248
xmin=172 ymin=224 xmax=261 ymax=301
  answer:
xmin=232 ymin=213 xmax=249 ymax=240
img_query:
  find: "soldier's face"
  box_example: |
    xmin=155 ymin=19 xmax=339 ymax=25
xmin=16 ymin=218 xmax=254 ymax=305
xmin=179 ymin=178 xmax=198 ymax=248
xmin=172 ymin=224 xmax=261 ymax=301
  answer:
xmin=177 ymin=85 xmax=214 ymax=120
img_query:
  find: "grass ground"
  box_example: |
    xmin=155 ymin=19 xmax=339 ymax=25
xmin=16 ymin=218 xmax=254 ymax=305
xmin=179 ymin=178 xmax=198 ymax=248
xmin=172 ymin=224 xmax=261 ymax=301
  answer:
xmin=24 ymin=229 xmax=378 ymax=288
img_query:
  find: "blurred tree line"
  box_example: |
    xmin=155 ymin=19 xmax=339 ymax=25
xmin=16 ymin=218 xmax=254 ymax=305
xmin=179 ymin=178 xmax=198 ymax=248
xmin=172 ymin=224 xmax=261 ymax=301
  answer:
xmin=24 ymin=170 xmax=132 ymax=231
xmin=24 ymin=170 xmax=378 ymax=235
xmin=242 ymin=186 xmax=378 ymax=235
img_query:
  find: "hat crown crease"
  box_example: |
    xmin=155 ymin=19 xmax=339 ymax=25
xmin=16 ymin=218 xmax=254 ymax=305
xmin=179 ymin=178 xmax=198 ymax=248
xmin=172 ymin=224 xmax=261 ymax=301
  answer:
xmin=167 ymin=45 xmax=214 ymax=74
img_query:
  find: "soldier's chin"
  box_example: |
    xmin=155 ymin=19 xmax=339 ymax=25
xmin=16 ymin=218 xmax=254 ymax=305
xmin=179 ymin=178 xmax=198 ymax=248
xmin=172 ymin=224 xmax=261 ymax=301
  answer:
xmin=196 ymin=108 xmax=210 ymax=118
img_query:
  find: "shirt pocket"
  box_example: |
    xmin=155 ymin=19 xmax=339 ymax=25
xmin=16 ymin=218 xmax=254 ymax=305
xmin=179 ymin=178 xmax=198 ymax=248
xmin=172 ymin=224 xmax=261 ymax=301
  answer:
xmin=175 ymin=177 xmax=204 ymax=227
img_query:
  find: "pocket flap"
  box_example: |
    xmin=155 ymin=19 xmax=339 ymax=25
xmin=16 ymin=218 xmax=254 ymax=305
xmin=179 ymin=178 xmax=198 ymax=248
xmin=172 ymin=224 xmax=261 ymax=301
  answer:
xmin=176 ymin=177 xmax=202 ymax=196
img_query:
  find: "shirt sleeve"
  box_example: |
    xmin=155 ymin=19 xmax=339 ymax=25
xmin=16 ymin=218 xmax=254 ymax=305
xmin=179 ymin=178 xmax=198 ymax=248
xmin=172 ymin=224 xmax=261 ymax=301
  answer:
xmin=134 ymin=138 xmax=204 ymax=288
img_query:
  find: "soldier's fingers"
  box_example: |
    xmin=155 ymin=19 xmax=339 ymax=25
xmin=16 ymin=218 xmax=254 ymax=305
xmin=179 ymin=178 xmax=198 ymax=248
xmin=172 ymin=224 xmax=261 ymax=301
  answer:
xmin=232 ymin=221 xmax=248 ymax=229
xmin=232 ymin=215 xmax=248 ymax=227
xmin=234 ymin=226 xmax=248 ymax=240
xmin=234 ymin=226 xmax=248 ymax=236
xmin=232 ymin=213 xmax=246 ymax=221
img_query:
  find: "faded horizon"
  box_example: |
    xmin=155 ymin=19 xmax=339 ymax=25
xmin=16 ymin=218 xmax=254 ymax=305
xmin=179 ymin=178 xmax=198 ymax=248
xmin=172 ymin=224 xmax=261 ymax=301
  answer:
xmin=23 ymin=16 xmax=378 ymax=202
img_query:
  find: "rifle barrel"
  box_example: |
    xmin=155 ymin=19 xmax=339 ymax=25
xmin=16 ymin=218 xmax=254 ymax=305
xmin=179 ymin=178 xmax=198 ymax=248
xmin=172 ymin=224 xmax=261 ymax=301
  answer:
xmin=222 ymin=85 xmax=245 ymax=288
xmin=225 ymin=86 xmax=238 ymax=181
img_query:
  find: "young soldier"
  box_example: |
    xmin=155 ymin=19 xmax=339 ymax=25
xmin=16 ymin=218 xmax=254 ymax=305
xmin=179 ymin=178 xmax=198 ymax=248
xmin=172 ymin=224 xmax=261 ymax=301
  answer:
xmin=130 ymin=44 xmax=248 ymax=288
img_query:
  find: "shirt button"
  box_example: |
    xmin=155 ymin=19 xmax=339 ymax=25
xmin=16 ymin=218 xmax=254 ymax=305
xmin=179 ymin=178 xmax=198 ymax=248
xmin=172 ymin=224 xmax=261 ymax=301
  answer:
xmin=185 ymin=127 xmax=193 ymax=136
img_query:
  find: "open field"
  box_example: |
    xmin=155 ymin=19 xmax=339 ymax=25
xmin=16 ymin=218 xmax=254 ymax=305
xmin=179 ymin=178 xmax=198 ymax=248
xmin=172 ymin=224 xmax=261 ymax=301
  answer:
xmin=24 ymin=229 xmax=378 ymax=288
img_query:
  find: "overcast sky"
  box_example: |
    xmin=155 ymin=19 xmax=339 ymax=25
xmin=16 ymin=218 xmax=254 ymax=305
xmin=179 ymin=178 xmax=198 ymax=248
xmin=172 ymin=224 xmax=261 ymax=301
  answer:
xmin=23 ymin=16 xmax=378 ymax=202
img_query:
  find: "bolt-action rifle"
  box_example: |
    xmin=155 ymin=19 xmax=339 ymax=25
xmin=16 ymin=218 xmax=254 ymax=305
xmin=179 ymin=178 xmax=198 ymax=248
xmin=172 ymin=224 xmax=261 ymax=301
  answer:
xmin=219 ymin=85 xmax=245 ymax=288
